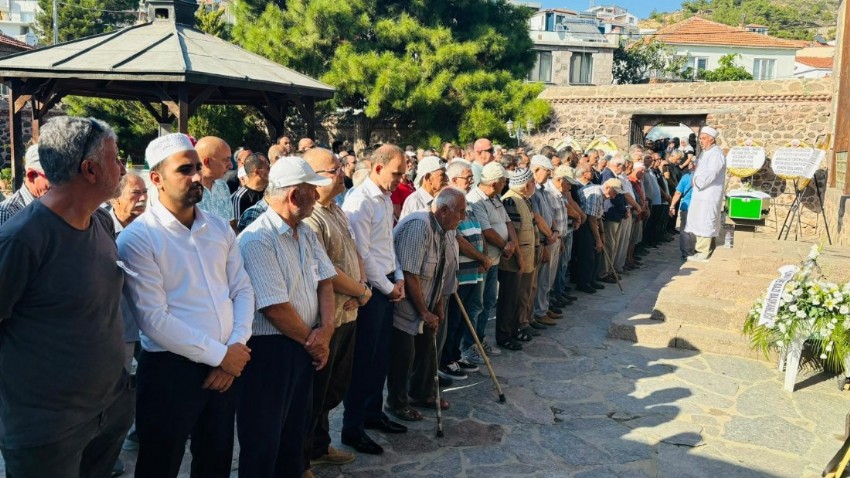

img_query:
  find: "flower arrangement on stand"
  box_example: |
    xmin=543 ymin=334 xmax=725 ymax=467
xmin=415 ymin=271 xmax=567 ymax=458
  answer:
xmin=744 ymin=245 xmax=850 ymax=373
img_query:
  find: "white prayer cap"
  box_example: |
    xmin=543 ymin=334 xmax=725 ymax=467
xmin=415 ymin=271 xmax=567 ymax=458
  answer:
xmin=268 ymin=156 xmax=332 ymax=189
xmin=481 ymin=162 xmax=506 ymax=182
xmin=700 ymin=126 xmax=719 ymax=138
xmin=414 ymin=156 xmax=445 ymax=187
xmin=145 ymin=133 xmax=195 ymax=169
xmin=24 ymin=144 xmax=42 ymax=172
xmin=530 ymin=154 xmax=554 ymax=170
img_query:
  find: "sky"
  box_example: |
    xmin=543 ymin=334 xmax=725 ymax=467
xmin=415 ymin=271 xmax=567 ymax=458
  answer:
xmin=538 ymin=1 xmax=684 ymax=19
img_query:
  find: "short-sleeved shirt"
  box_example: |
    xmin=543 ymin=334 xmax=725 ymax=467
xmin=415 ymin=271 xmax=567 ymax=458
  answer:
xmin=467 ymin=187 xmax=509 ymax=265
xmin=199 ymin=179 xmax=235 ymax=222
xmin=578 ymin=183 xmax=605 ymax=218
xmin=544 ymin=181 xmax=569 ymax=234
xmin=238 ymin=208 xmax=336 ymax=334
xmin=304 ymin=201 xmax=361 ymax=327
xmin=676 ymin=172 xmax=694 ymax=211
xmin=455 ymin=207 xmax=484 ymax=285
xmin=0 ymin=185 xmax=35 ymax=226
xmin=231 ymin=186 xmax=265 ymax=223
xmin=0 ymin=203 xmax=126 ymax=448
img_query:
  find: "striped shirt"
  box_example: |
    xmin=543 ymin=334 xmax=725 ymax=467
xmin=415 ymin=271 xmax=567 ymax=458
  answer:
xmin=238 ymin=199 xmax=268 ymax=231
xmin=544 ymin=180 xmax=569 ymax=234
xmin=199 ymin=179 xmax=235 ymax=222
xmin=238 ymin=208 xmax=337 ymax=335
xmin=0 ymin=186 xmax=35 ymax=227
xmin=231 ymin=186 xmax=264 ymax=223
xmin=578 ymin=183 xmax=605 ymax=218
xmin=456 ymin=207 xmax=484 ymax=285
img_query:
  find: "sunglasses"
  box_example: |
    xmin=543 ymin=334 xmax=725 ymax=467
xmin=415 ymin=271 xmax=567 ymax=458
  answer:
xmin=78 ymin=119 xmax=103 ymax=172
xmin=315 ymin=166 xmax=343 ymax=176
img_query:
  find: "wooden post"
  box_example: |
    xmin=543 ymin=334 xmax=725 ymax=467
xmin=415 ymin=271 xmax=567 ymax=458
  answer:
xmin=831 ymin=0 xmax=850 ymax=191
xmin=304 ymin=97 xmax=316 ymax=139
xmin=8 ymin=79 xmax=24 ymax=191
xmin=177 ymin=85 xmax=189 ymax=134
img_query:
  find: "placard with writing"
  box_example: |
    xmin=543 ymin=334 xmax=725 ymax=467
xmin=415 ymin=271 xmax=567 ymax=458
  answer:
xmin=758 ymin=265 xmax=799 ymax=327
xmin=771 ymin=148 xmax=824 ymax=179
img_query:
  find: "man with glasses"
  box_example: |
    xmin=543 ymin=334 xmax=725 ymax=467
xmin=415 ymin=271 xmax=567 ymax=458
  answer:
xmin=471 ymin=138 xmax=495 ymax=186
xmin=195 ymin=136 xmax=235 ymax=225
xmin=302 ymin=148 xmax=370 ymax=474
xmin=0 ymin=144 xmax=50 ymax=226
xmin=0 ymin=116 xmax=134 ymax=477
xmin=341 ymin=144 xmax=408 ymax=455
xmin=118 ymin=133 xmax=254 ymax=477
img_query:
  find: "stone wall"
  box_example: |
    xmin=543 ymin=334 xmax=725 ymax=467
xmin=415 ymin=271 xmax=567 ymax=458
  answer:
xmin=531 ymin=78 xmax=835 ymax=239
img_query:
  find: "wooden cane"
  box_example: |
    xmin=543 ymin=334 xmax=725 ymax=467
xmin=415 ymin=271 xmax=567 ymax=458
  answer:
xmin=432 ymin=330 xmax=444 ymax=437
xmin=453 ymin=292 xmax=506 ymax=402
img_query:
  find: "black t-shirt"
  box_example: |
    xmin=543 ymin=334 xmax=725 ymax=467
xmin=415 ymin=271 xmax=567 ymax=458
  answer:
xmin=0 ymin=202 xmax=126 ymax=448
xmin=231 ymin=186 xmax=265 ymax=221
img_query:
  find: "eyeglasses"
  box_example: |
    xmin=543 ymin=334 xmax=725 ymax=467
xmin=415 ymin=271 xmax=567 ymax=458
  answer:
xmin=315 ymin=166 xmax=343 ymax=176
xmin=78 ymin=119 xmax=103 ymax=172
xmin=455 ymin=175 xmax=474 ymax=183
xmin=477 ymin=148 xmax=494 ymax=154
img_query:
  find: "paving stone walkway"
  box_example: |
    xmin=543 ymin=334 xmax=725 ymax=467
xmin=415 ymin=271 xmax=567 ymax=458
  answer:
xmin=6 ymin=240 xmax=848 ymax=477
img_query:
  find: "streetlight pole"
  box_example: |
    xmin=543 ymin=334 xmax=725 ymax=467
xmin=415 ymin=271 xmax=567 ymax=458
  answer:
xmin=506 ymin=119 xmax=535 ymax=147
xmin=52 ymin=0 xmax=59 ymax=44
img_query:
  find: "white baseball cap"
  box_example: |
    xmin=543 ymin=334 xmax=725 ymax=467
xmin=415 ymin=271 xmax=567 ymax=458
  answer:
xmin=530 ymin=155 xmax=554 ymax=170
xmin=268 ymin=156 xmax=333 ymax=188
xmin=25 ymin=144 xmax=42 ymax=172
xmin=414 ymin=156 xmax=445 ymax=187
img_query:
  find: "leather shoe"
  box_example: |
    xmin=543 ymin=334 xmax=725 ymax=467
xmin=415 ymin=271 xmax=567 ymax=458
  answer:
xmin=590 ymin=282 xmax=605 ymax=290
xmin=364 ymin=416 xmax=407 ymax=434
xmin=537 ymin=316 xmax=557 ymax=326
xmin=600 ymin=275 xmax=617 ymax=284
xmin=577 ymin=284 xmax=596 ymax=294
xmin=341 ymin=432 xmax=383 ymax=455
xmin=529 ymin=320 xmax=547 ymax=330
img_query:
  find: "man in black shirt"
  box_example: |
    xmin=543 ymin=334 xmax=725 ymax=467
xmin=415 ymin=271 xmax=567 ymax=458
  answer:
xmin=0 ymin=116 xmax=134 ymax=477
xmin=231 ymin=153 xmax=269 ymax=221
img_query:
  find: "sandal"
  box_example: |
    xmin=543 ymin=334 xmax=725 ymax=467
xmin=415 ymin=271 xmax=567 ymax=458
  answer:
xmin=410 ymin=399 xmax=450 ymax=410
xmin=389 ymin=406 xmax=423 ymax=422
xmin=497 ymin=339 xmax=523 ymax=351
xmin=513 ymin=331 xmax=533 ymax=342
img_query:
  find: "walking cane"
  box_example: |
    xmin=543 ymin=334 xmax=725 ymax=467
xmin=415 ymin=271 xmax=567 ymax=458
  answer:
xmin=453 ymin=292 xmax=506 ymax=403
xmin=431 ymin=330 xmax=444 ymax=438
xmin=601 ymin=246 xmax=625 ymax=295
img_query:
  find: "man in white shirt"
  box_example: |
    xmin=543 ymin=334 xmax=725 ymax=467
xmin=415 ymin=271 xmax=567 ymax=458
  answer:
xmin=117 ymin=133 xmax=255 ymax=478
xmin=399 ymin=156 xmax=446 ymax=219
xmin=341 ymin=144 xmax=408 ymax=455
xmin=237 ymin=156 xmax=337 ymax=477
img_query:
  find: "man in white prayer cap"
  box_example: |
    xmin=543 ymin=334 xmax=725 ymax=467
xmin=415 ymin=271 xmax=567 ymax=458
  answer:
xmin=684 ymin=126 xmax=726 ymax=262
xmin=117 ymin=133 xmax=255 ymax=477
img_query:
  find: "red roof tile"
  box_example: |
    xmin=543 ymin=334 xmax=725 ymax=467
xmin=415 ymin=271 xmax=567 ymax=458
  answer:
xmin=796 ymin=56 xmax=833 ymax=69
xmin=649 ymin=16 xmax=804 ymax=50
xmin=0 ymin=33 xmax=32 ymax=51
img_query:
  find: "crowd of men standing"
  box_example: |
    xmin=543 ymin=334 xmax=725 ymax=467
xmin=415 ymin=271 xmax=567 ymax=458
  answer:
xmin=0 ymin=116 xmax=727 ymax=478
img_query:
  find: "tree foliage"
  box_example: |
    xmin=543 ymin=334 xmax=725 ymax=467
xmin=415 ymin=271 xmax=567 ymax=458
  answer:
xmin=699 ymin=54 xmax=754 ymax=82
xmin=35 ymin=0 xmax=137 ymax=44
xmin=231 ymin=0 xmax=550 ymax=145
xmin=195 ymin=4 xmax=231 ymax=41
xmin=613 ymin=39 xmax=688 ymax=84
xmin=681 ymin=0 xmax=838 ymax=40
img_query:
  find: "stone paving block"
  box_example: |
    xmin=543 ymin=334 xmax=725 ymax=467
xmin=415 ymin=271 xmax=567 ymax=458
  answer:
xmin=538 ymin=427 xmax=612 ymax=467
xmin=734 ymin=382 xmax=804 ymax=420
xmin=723 ymin=416 xmax=811 ymax=455
xmin=701 ymin=354 xmax=778 ymax=382
xmin=656 ymin=442 xmax=774 ymax=478
xmin=503 ymin=387 xmax=556 ymax=426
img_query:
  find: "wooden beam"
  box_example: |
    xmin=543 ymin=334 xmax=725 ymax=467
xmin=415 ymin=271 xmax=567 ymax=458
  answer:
xmin=188 ymin=86 xmax=218 ymax=116
xmin=8 ymin=79 xmax=24 ymax=191
xmin=13 ymin=94 xmax=32 ymax=114
xmin=141 ymin=102 xmax=166 ymax=123
xmin=832 ymin=0 xmax=850 ymax=191
xmin=177 ymin=84 xmax=189 ymax=134
xmin=151 ymin=83 xmax=181 ymax=119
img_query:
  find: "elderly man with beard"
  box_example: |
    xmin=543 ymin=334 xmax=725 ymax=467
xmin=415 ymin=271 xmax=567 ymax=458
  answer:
xmin=301 ymin=149 xmax=371 ymax=474
xmin=0 ymin=117 xmax=133 ymax=478
xmin=118 ymin=134 xmax=255 ymax=478
xmin=685 ymin=126 xmax=727 ymax=262
xmin=341 ymin=145 xmax=408 ymax=455
xmin=237 ymin=156 xmax=336 ymax=477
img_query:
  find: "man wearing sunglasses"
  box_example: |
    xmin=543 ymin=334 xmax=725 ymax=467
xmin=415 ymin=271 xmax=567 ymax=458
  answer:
xmin=471 ymin=138 xmax=495 ymax=187
xmin=0 ymin=144 xmax=50 ymax=226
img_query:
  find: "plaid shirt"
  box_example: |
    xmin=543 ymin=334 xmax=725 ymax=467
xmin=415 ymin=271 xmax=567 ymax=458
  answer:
xmin=237 ymin=199 xmax=268 ymax=231
xmin=0 ymin=186 xmax=35 ymax=227
xmin=578 ymin=183 xmax=605 ymax=219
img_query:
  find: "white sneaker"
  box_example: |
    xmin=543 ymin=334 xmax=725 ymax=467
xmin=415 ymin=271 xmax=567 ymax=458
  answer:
xmin=482 ymin=340 xmax=501 ymax=356
xmin=462 ymin=346 xmax=486 ymax=365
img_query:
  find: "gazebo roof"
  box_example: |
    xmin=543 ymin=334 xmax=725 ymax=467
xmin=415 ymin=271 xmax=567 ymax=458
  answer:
xmin=0 ymin=17 xmax=334 ymax=101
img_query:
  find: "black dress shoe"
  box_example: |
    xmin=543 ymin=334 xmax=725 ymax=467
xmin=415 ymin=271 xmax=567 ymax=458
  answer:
xmin=529 ymin=320 xmax=547 ymax=330
xmin=576 ymin=284 xmax=596 ymax=294
xmin=341 ymin=432 xmax=384 ymax=455
xmin=590 ymin=282 xmax=605 ymax=290
xmin=439 ymin=375 xmax=453 ymax=387
xmin=364 ymin=416 xmax=408 ymax=434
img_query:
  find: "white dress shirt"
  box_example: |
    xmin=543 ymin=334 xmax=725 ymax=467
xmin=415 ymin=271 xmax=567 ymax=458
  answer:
xmin=342 ymin=176 xmax=402 ymax=295
xmin=399 ymin=188 xmax=433 ymax=220
xmin=117 ymin=201 xmax=255 ymax=367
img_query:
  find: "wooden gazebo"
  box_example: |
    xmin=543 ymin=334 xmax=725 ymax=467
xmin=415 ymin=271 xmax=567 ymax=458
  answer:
xmin=0 ymin=0 xmax=335 ymax=188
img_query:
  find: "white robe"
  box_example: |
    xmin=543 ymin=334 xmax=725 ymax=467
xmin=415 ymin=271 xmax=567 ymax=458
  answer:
xmin=684 ymin=145 xmax=726 ymax=238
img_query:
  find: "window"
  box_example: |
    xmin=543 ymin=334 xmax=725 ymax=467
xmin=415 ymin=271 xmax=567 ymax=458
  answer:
xmin=570 ymin=52 xmax=593 ymax=85
xmin=753 ymin=58 xmax=776 ymax=80
xmin=528 ymin=51 xmax=552 ymax=83
xmin=687 ymin=56 xmax=708 ymax=79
